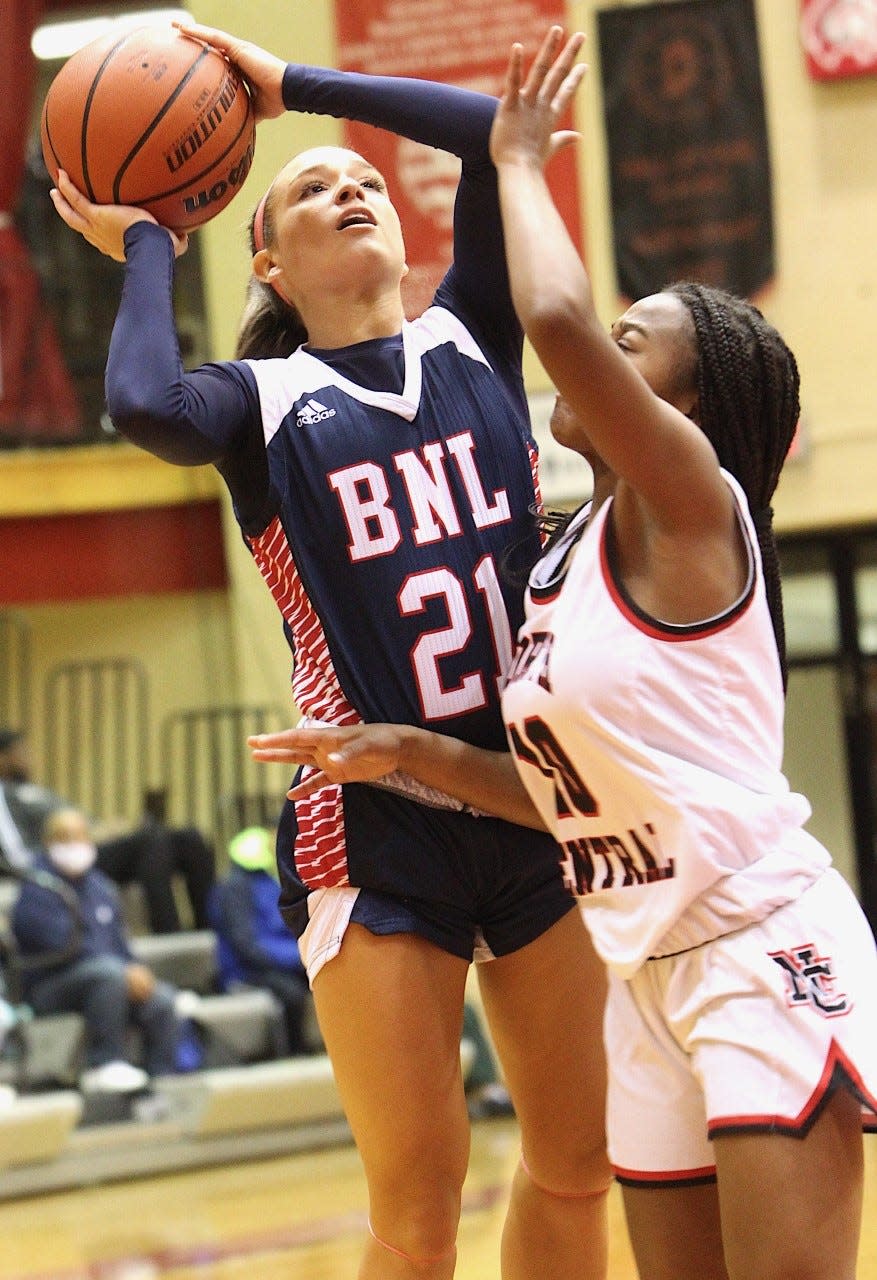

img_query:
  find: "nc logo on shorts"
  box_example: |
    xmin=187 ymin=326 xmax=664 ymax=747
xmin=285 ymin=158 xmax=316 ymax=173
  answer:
xmin=770 ymin=943 xmax=850 ymax=1018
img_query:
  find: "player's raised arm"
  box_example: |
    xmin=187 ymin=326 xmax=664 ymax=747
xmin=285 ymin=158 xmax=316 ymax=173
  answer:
xmin=490 ymin=30 xmax=731 ymax=539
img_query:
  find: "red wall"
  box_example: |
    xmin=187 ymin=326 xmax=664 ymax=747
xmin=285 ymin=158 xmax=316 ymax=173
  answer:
xmin=1 ymin=501 xmax=228 ymax=603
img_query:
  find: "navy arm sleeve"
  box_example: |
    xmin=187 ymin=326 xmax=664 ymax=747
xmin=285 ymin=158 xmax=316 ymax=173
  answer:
xmin=106 ymin=223 xmax=258 ymax=465
xmin=282 ymin=64 xmax=497 ymax=160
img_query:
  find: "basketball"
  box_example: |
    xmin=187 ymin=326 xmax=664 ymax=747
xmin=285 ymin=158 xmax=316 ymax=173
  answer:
xmin=40 ymin=25 xmax=256 ymax=233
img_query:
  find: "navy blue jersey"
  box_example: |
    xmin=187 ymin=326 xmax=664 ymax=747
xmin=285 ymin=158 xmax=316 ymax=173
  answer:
xmin=106 ymin=63 xmax=555 ymax=902
xmin=107 ymin=64 xmax=542 ymax=742
xmin=242 ymin=300 xmax=539 ymax=747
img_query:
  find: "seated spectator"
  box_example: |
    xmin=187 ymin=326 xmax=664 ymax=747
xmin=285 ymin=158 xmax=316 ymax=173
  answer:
xmin=209 ymin=824 xmax=515 ymax=1114
xmin=12 ymin=806 xmax=190 ymax=1092
xmin=208 ymin=826 xmax=317 ymax=1056
xmin=0 ymin=728 xmax=215 ymax=933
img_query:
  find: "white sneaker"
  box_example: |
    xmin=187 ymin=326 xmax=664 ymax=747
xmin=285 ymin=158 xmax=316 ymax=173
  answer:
xmin=173 ymin=989 xmax=201 ymax=1019
xmin=80 ymin=1060 xmax=149 ymax=1093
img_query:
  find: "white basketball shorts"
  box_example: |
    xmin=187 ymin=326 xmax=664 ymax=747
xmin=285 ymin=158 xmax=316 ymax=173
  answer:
xmin=605 ymin=868 xmax=877 ymax=1185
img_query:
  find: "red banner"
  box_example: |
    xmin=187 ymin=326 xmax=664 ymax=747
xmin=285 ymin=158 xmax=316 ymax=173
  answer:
xmin=334 ymin=0 xmax=582 ymax=317
xmin=800 ymin=0 xmax=877 ymax=81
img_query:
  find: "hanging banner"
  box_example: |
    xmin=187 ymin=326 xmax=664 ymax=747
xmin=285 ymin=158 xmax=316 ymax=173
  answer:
xmin=800 ymin=0 xmax=877 ymax=81
xmin=597 ymin=0 xmax=774 ymax=302
xmin=334 ymin=0 xmax=583 ymax=317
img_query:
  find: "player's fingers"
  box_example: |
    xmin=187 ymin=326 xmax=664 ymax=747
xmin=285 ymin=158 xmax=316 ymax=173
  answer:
xmin=249 ymin=729 xmax=319 ymax=745
xmin=250 ymin=745 xmax=316 ymax=765
xmin=545 ymin=130 xmax=582 ymax=162
xmin=287 ymin=770 xmax=331 ymax=801
xmin=520 ymin=25 xmax=564 ymax=99
xmin=173 ymin=21 xmax=237 ymax=55
xmin=550 ymin=62 xmax=588 ymax=118
xmin=174 ymin=21 xmax=285 ymax=120
xmin=49 ymin=186 xmax=92 ymax=234
xmin=501 ymin=43 xmax=525 ymax=103
xmin=55 ymin=169 xmax=93 ymax=212
xmin=539 ymin=32 xmax=586 ymax=104
xmin=48 ymin=187 xmax=76 ymax=222
xmin=249 ymin=728 xmax=338 ymax=753
xmin=249 ymin=729 xmax=346 ymax=769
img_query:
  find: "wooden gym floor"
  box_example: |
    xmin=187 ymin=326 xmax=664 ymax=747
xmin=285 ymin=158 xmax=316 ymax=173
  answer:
xmin=0 ymin=1119 xmax=875 ymax=1279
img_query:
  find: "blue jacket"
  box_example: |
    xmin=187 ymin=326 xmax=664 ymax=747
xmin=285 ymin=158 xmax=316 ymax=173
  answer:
xmin=12 ymin=856 xmax=131 ymax=993
xmin=208 ymin=867 xmax=303 ymax=989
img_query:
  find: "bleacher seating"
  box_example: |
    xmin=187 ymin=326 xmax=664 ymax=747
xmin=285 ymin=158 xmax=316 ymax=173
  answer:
xmin=15 ymin=1014 xmax=86 ymax=1090
xmin=129 ymin=929 xmax=218 ymax=993
xmin=0 ymin=919 xmax=347 ymax=1198
xmin=0 ymin=637 xmax=355 ymax=1194
xmin=0 ymin=1091 xmax=82 ymax=1172
xmin=129 ymin=928 xmax=299 ymax=1065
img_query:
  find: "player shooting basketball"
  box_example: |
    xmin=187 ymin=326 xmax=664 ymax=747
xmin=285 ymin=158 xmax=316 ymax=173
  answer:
xmin=46 ymin=25 xmax=610 ymax=1280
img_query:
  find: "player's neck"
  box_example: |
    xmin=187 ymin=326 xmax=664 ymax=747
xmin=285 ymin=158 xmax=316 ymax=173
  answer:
xmin=302 ymin=292 xmax=405 ymax=351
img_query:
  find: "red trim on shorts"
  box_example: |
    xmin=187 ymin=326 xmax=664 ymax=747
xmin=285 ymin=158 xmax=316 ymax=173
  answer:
xmin=612 ymin=1164 xmax=717 ymax=1189
xmin=707 ymin=1039 xmax=877 ymax=1139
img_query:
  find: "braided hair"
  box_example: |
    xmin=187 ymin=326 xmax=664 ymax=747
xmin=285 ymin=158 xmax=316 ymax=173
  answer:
xmin=235 ymin=199 xmax=308 ymax=360
xmin=665 ymin=281 xmax=800 ymax=690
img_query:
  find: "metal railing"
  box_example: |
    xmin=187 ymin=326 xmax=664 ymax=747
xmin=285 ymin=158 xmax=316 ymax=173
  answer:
xmin=43 ymin=658 xmax=149 ymax=824
xmin=159 ymin=704 xmax=290 ymax=848
xmin=0 ymin=610 xmax=31 ymax=736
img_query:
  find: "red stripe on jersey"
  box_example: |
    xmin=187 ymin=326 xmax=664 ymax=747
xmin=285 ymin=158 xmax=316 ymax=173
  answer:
xmin=707 ymin=1040 xmax=877 ymax=1138
xmin=247 ymin=516 xmax=359 ymax=888
xmin=247 ymin=516 xmax=359 ymax=725
xmin=294 ymin=778 xmax=350 ymax=888
xmin=528 ymin=441 xmax=548 ymax=546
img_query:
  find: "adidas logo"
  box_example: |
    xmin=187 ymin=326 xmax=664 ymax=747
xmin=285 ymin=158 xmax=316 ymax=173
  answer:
xmin=296 ymin=398 xmax=336 ymax=425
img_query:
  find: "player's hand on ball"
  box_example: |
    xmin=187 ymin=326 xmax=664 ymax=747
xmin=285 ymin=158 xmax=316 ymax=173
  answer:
xmin=50 ymin=171 xmax=188 ymax=261
xmin=249 ymin=725 xmax=407 ymax=799
xmin=173 ymin=22 xmax=287 ymax=121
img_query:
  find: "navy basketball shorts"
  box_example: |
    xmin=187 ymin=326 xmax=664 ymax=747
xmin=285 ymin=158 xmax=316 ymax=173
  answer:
xmin=276 ymin=780 xmax=575 ymax=981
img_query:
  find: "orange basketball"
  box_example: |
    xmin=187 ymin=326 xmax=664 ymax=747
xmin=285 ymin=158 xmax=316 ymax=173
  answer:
xmin=40 ymin=25 xmax=256 ymax=233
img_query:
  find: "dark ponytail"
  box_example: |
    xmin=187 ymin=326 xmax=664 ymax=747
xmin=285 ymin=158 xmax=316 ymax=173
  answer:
xmin=666 ymin=282 xmax=800 ymax=690
xmin=234 ymin=200 xmax=308 ymax=360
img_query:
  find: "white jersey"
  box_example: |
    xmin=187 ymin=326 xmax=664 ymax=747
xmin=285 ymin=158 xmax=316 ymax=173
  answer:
xmin=501 ymin=472 xmax=831 ymax=978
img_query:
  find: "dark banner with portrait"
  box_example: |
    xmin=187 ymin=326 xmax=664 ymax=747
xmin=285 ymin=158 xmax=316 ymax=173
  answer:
xmin=598 ymin=0 xmax=774 ymax=302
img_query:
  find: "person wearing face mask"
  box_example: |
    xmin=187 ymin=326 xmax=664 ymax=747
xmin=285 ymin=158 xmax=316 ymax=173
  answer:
xmin=0 ymin=728 xmax=215 ymax=935
xmin=11 ymin=807 xmax=185 ymax=1092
